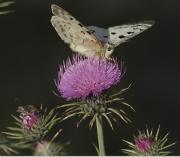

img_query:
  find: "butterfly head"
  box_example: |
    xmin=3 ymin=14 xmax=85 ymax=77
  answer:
xmin=104 ymin=43 xmax=114 ymax=58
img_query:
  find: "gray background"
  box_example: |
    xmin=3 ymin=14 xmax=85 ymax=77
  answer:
xmin=0 ymin=0 xmax=180 ymax=155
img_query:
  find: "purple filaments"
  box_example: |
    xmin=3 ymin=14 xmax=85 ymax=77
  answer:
xmin=55 ymin=56 xmax=124 ymax=100
xmin=20 ymin=112 xmax=39 ymax=130
xmin=135 ymin=137 xmax=152 ymax=152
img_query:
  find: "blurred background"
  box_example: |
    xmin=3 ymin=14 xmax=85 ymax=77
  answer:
xmin=0 ymin=0 xmax=180 ymax=155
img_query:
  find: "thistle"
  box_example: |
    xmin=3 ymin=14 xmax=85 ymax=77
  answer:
xmin=121 ymin=125 xmax=176 ymax=156
xmin=3 ymin=105 xmax=60 ymax=144
xmin=0 ymin=0 xmax=15 ymax=15
xmin=55 ymin=55 xmax=134 ymax=155
xmin=0 ymin=134 xmax=17 ymax=155
xmin=34 ymin=141 xmax=67 ymax=156
xmin=18 ymin=106 xmax=39 ymax=131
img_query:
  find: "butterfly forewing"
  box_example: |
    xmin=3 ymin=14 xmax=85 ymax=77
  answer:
xmin=51 ymin=4 xmax=104 ymax=58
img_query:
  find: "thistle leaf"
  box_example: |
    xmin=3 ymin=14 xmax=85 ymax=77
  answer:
xmin=0 ymin=135 xmax=18 ymax=155
xmin=121 ymin=101 xmax=135 ymax=112
xmin=102 ymin=113 xmax=114 ymax=130
xmin=0 ymin=0 xmax=15 ymax=15
xmin=110 ymin=84 xmax=132 ymax=98
xmin=122 ymin=139 xmax=135 ymax=148
xmin=61 ymin=112 xmax=78 ymax=122
xmin=155 ymin=125 xmax=160 ymax=141
xmin=50 ymin=129 xmax=62 ymax=144
xmin=159 ymin=133 xmax=169 ymax=145
xmin=89 ymin=114 xmax=97 ymax=130
xmin=57 ymin=102 xmax=80 ymax=108
xmin=159 ymin=142 xmax=176 ymax=151
xmin=76 ymin=113 xmax=89 ymax=127
xmin=0 ymin=1 xmax=14 ymax=7
xmin=108 ymin=108 xmax=129 ymax=123
xmin=92 ymin=143 xmax=100 ymax=155
xmin=121 ymin=148 xmax=138 ymax=155
xmin=106 ymin=97 xmax=124 ymax=104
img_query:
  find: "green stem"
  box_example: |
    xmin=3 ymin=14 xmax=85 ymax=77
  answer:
xmin=96 ymin=115 xmax=106 ymax=156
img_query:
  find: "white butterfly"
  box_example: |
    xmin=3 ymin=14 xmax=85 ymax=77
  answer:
xmin=51 ymin=4 xmax=154 ymax=59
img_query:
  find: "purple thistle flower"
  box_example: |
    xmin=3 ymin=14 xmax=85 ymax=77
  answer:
xmin=35 ymin=141 xmax=49 ymax=154
xmin=55 ymin=55 xmax=124 ymax=100
xmin=21 ymin=113 xmax=39 ymax=130
xmin=34 ymin=141 xmax=67 ymax=156
xmin=122 ymin=126 xmax=176 ymax=155
xmin=18 ymin=106 xmax=39 ymax=130
xmin=135 ymin=136 xmax=152 ymax=152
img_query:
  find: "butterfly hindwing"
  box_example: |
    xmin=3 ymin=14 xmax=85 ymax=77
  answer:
xmin=87 ymin=26 xmax=109 ymax=44
xmin=51 ymin=4 xmax=103 ymax=57
xmin=108 ymin=21 xmax=154 ymax=47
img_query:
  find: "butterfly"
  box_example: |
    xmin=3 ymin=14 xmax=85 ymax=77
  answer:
xmin=51 ymin=4 xmax=154 ymax=59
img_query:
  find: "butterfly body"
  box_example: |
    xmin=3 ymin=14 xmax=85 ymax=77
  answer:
xmin=51 ymin=4 xmax=154 ymax=58
xmin=70 ymin=41 xmax=105 ymax=58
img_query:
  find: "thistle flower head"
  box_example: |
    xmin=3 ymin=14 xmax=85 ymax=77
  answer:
xmin=122 ymin=126 xmax=176 ymax=156
xmin=55 ymin=55 xmax=123 ymax=100
xmin=18 ymin=106 xmax=39 ymax=130
xmin=34 ymin=141 xmax=67 ymax=156
xmin=135 ymin=135 xmax=152 ymax=152
xmin=3 ymin=105 xmax=60 ymax=143
xmin=56 ymin=55 xmax=134 ymax=130
xmin=22 ymin=113 xmax=38 ymax=130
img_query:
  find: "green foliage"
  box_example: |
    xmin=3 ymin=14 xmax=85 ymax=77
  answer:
xmin=121 ymin=125 xmax=176 ymax=156
xmin=0 ymin=134 xmax=17 ymax=155
xmin=0 ymin=0 xmax=15 ymax=15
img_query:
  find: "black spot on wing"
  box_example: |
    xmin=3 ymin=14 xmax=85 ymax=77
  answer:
xmin=127 ymin=31 xmax=134 ymax=34
xmin=103 ymin=35 xmax=108 ymax=38
xmin=133 ymin=27 xmax=139 ymax=30
xmin=139 ymin=28 xmax=145 ymax=31
xmin=86 ymin=31 xmax=92 ymax=35
xmin=111 ymin=32 xmax=116 ymax=35
xmin=107 ymin=47 xmax=112 ymax=51
xmin=90 ymin=30 xmax=95 ymax=33
xmin=78 ymin=23 xmax=84 ymax=27
xmin=63 ymin=33 xmax=67 ymax=38
xmin=133 ymin=27 xmax=145 ymax=31
xmin=119 ymin=35 xmax=125 ymax=39
xmin=70 ymin=17 xmax=74 ymax=20
xmin=81 ymin=31 xmax=85 ymax=35
xmin=61 ymin=27 xmax=65 ymax=32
